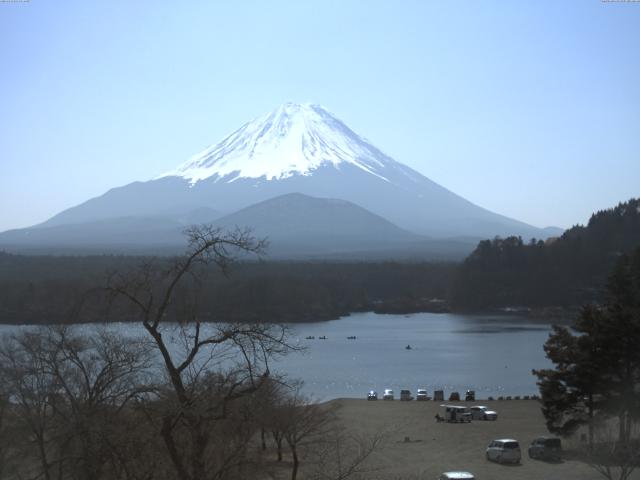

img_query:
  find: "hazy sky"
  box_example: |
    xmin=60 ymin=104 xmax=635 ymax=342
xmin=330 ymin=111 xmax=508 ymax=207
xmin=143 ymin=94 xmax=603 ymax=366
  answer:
xmin=1 ymin=1 xmax=639 ymax=232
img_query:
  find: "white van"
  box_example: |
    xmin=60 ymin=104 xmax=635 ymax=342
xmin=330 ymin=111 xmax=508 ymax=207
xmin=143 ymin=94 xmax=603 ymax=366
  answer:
xmin=486 ymin=438 xmax=521 ymax=464
xmin=440 ymin=405 xmax=472 ymax=423
xmin=416 ymin=388 xmax=429 ymax=401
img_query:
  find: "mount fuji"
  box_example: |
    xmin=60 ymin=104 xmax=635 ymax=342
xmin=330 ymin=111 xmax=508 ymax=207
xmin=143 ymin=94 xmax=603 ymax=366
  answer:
xmin=0 ymin=103 xmax=561 ymax=256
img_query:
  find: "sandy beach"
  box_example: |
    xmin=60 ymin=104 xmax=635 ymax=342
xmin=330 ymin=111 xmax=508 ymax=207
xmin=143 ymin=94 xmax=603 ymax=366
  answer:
xmin=316 ymin=398 xmax=640 ymax=480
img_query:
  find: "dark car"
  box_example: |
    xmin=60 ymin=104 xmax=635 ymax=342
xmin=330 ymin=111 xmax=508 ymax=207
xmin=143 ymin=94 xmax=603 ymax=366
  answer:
xmin=528 ymin=436 xmax=562 ymax=461
xmin=367 ymin=390 xmax=378 ymax=401
xmin=465 ymin=390 xmax=475 ymax=401
xmin=449 ymin=391 xmax=460 ymax=401
xmin=400 ymin=389 xmax=413 ymax=401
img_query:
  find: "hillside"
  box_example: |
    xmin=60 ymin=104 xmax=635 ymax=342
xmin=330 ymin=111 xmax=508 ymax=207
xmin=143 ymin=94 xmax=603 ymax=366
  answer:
xmin=452 ymin=198 xmax=640 ymax=310
xmin=211 ymin=193 xmax=421 ymax=256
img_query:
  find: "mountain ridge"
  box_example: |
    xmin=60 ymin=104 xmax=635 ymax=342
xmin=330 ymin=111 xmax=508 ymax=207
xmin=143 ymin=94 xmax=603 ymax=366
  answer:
xmin=211 ymin=192 xmax=421 ymax=256
xmin=1 ymin=102 xmax=562 ymax=253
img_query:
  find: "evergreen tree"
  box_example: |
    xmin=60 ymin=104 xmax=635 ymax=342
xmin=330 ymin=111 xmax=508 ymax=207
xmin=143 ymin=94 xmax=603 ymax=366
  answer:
xmin=533 ymin=247 xmax=640 ymax=444
xmin=533 ymin=307 xmax=607 ymax=444
xmin=600 ymin=248 xmax=640 ymax=442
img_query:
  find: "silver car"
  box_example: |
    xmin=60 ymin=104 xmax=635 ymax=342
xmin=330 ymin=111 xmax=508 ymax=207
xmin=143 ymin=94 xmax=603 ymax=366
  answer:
xmin=439 ymin=472 xmax=475 ymax=480
xmin=486 ymin=438 xmax=521 ymax=464
xmin=470 ymin=405 xmax=498 ymax=420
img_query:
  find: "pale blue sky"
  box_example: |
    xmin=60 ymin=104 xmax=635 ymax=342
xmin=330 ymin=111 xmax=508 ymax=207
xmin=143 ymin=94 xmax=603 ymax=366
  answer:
xmin=1 ymin=0 xmax=639 ymax=232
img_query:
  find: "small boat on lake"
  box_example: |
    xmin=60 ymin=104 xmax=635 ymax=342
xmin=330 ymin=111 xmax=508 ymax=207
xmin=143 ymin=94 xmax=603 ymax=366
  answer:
xmin=405 ymin=344 xmax=412 ymax=350
xmin=318 ymin=335 xmax=327 ymax=340
xmin=347 ymin=336 xmax=357 ymax=340
xmin=305 ymin=336 xmax=315 ymax=340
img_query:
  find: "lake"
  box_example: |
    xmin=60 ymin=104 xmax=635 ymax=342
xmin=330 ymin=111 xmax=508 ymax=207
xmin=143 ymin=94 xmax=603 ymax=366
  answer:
xmin=278 ymin=312 xmax=557 ymax=400
xmin=0 ymin=312 xmax=561 ymax=400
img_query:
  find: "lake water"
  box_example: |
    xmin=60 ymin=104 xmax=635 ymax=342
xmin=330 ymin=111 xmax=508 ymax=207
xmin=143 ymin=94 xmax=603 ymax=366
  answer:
xmin=278 ymin=312 xmax=557 ymax=400
xmin=0 ymin=312 xmax=560 ymax=401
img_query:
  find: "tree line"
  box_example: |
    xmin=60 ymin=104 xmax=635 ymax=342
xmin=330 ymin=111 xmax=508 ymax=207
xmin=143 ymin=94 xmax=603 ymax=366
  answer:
xmin=0 ymin=253 xmax=455 ymax=325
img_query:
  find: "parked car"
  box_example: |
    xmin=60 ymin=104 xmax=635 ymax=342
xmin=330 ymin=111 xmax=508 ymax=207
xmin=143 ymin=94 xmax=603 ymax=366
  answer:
xmin=416 ymin=388 xmax=430 ymax=401
xmin=465 ymin=390 xmax=476 ymax=401
xmin=528 ymin=436 xmax=562 ymax=461
xmin=400 ymin=389 xmax=413 ymax=401
xmin=367 ymin=390 xmax=378 ymax=401
xmin=449 ymin=392 xmax=460 ymax=401
xmin=383 ymin=388 xmax=394 ymax=400
xmin=438 ymin=472 xmax=475 ymax=480
xmin=440 ymin=405 xmax=472 ymax=423
xmin=470 ymin=405 xmax=498 ymax=421
xmin=486 ymin=438 xmax=521 ymax=464
xmin=433 ymin=390 xmax=445 ymax=401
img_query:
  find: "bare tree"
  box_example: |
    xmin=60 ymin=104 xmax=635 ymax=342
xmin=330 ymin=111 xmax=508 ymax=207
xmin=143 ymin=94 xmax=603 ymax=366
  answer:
xmin=579 ymin=422 xmax=640 ymax=480
xmin=0 ymin=328 xmax=65 ymax=480
xmin=0 ymin=378 xmax=12 ymax=479
xmin=270 ymin=408 xmax=288 ymax=462
xmin=0 ymin=326 xmax=153 ymax=480
xmin=42 ymin=327 xmax=153 ymax=480
xmin=306 ymin=428 xmax=385 ymax=480
xmin=264 ymin=383 xmax=384 ymax=480
xmin=105 ymin=225 xmax=294 ymax=480
xmin=279 ymin=386 xmax=336 ymax=480
xmin=248 ymin=376 xmax=289 ymax=458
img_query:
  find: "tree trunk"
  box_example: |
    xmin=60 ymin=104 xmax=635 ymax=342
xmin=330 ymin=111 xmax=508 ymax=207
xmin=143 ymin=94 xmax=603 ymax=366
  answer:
xmin=290 ymin=445 xmax=299 ymax=480
xmin=36 ymin=431 xmax=52 ymax=480
xmin=261 ymin=428 xmax=267 ymax=451
xmin=190 ymin=422 xmax=208 ymax=480
xmin=588 ymin=394 xmax=594 ymax=449
xmin=161 ymin=416 xmax=191 ymax=480
xmin=272 ymin=432 xmax=283 ymax=461
xmin=618 ymin=410 xmax=627 ymax=444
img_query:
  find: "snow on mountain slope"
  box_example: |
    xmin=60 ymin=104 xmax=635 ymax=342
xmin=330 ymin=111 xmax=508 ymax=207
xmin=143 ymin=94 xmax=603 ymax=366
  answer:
xmin=159 ymin=103 xmax=396 ymax=184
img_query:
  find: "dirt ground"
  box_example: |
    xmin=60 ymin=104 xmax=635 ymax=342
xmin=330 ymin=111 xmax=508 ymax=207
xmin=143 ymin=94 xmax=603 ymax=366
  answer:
xmin=320 ymin=398 xmax=640 ymax=480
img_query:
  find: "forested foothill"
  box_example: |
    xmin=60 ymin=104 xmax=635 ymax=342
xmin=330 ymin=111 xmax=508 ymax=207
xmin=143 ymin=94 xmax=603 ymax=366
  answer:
xmin=452 ymin=198 xmax=640 ymax=311
xmin=0 ymin=254 xmax=455 ymax=325
xmin=0 ymin=198 xmax=639 ymax=325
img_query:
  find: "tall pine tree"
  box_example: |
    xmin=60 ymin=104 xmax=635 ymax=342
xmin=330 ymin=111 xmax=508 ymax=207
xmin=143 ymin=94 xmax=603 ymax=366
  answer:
xmin=534 ymin=247 xmax=640 ymax=444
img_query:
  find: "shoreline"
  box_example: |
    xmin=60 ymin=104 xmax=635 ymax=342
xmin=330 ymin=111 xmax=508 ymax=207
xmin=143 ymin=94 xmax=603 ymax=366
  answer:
xmin=0 ymin=305 xmax=579 ymax=326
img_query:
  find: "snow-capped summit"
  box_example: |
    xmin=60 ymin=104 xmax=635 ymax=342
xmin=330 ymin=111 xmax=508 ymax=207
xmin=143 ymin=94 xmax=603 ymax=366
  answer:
xmin=160 ymin=102 xmax=394 ymax=184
